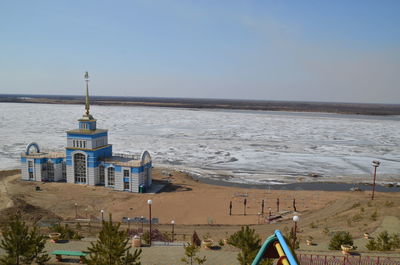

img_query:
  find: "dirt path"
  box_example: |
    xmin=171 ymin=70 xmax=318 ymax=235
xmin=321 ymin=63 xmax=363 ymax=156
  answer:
xmin=0 ymin=173 xmax=17 ymax=211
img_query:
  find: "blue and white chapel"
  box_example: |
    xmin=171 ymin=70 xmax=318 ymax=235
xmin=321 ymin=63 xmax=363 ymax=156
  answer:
xmin=20 ymin=72 xmax=152 ymax=193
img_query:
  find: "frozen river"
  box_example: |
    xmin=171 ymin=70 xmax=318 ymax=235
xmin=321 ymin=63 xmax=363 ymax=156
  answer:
xmin=1 ymin=102 xmax=399 ymax=184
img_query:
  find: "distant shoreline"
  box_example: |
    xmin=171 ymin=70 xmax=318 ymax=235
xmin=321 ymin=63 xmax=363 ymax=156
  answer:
xmin=1 ymin=94 xmax=400 ymax=116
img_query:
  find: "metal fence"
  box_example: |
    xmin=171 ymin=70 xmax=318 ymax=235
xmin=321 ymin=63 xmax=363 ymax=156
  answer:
xmin=297 ymin=254 xmax=400 ymax=265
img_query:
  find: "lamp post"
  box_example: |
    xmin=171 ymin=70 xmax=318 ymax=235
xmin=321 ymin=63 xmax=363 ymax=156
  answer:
xmin=100 ymin=210 xmax=104 ymax=222
xmin=140 ymin=216 xmax=144 ymax=232
xmin=261 ymin=200 xmax=264 ymax=215
xmin=74 ymin=203 xmax=78 ymax=219
xmin=171 ymin=220 xmax=175 ymax=242
xmin=127 ymin=217 xmax=131 ymax=231
xmin=371 ymin=160 xmax=381 ymax=200
xmin=147 ymin=199 xmax=152 ymax=246
xmin=243 ymin=198 xmax=247 ymax=216
xmin=292 ymin=215 xmax=300 ymax=249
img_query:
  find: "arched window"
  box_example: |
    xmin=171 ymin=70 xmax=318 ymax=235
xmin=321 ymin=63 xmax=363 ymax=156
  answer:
xmin=47 ymin=161 xmax=54 ymax=182
xmin=61 ymin=161 xmax=66 ymax=181
xmin=74 ymin=153 xmax=86 ymax=183
xmin=99 ymin=165 xmax=105 ymax=185
xmin=107 ymin=167 xmax=115 ymax=186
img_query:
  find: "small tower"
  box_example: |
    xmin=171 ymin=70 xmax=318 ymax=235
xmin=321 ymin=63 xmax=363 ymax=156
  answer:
xmin=65 ymin=72 xmax=112 ymax=185
xmin=79 ymin=72 xmax=96 ymax=130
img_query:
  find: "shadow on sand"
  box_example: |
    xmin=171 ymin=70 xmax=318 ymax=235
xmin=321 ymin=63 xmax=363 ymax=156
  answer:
xmin=153 ymin=179 xmax=193 ymax=193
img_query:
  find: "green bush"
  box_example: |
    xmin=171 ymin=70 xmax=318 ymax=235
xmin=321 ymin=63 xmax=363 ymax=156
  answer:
xmin=328 ymin=231 xmax=354 ymax=250
xmin=366 ymin=238 xmax=378 ymax=251
xmin=283 ymin=227 xmax=299 ymax=249
xmin=228 ymin=226 xmax=273 ymax=265
xmin=384 ymin=201 xmax=394 ymax=207
xmin=352 ymin=214 xmax=363 ymax=222
xmin=366 ymin=231 xmax=400 ymax=251
xmin=50 ymin=223 xmax=83 ymax=240
xmin=391 ymin=233 xmax=400 ymax=249
xmin=142 ymin=231 xmax=150 ymax=244
xmin=370 ymin=210 xmax=378 ymax=221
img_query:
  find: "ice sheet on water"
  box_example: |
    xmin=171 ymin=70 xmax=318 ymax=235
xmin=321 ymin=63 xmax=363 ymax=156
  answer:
xmin=0 ymin=103 xmax=399 ymax=184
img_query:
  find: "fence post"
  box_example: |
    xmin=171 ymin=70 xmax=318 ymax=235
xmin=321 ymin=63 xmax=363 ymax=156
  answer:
xmin=376 ymin=256 xmax=380 ymax=265
xmin=310 ymin=254 xmax=313 ymax=265
xmin=324 ymin=255 xmax=327 ymax=265
xmin=359 ymin=255 xmax=361 ymax=265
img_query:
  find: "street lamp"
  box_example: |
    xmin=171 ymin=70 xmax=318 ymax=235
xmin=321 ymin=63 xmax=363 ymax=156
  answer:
xmin=140 ymin=216 xmax=144 ymax=232
xmin=147 ymin=199 xmax=152 ymax=246
xmin=171 ymin=220 xmax=175 ymax=242
xmin=371 ymin=160 xmax=381 ymax=200
xmin=74 ymin=203 xmax=78 ymax=219
xmin=292 ymin=215 xmax=300 ymax=249
xmin=128 ymin=217 xmax=131 ymax=231
xmin=100 ymin=210 xmax=104 ymax=222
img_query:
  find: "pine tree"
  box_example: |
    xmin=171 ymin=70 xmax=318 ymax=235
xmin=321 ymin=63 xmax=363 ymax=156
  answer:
xmin=0 ymin=214 xmax=49 ymax=265
xmin=227 ymin=226 xmax=272 ymax=265
xmin=283 ymin=227 xmax=299 ymax=249
xmin=84 ymin=216 xmax=142 ymax=265
xmin=181 ymin=243 xmax=206 ymax=265
xmin=328 ymin=231 xmax=354 ymax=250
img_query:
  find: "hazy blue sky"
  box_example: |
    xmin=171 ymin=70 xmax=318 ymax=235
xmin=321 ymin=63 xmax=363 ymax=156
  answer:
xmin=0 ymin=1 xmax=399 ymax=103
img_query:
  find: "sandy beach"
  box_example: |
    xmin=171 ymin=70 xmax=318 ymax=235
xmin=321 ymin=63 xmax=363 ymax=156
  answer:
xmin=1 ymin=167 xmax=400 ymax=246
xmin=0 ymin=168 xmax=347 ymax=225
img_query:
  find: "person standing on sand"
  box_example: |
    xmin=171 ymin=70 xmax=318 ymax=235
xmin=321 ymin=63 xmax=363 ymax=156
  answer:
xmin=293 ymin=198 xmax=297 ymax=212
xmin=277 ymin=198 xmax=280 ymax=212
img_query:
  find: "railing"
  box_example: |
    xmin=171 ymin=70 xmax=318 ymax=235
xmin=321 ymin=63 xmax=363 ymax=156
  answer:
xmin=113 ymin=153 xmax=140 ymax=160
xmin=297 ymin=254 xmax=400 ymax=265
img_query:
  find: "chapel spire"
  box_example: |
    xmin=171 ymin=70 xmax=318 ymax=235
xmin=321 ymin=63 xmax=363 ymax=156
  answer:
xmin=82 ymin=71 xmax=94 ymax=120
xmin=84 ymin=71 xmax=90 ymax=116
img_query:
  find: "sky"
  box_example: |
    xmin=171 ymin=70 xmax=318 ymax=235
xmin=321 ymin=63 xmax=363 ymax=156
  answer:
xmin=0 ymin=0 xmax=399 ymax=103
